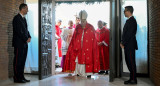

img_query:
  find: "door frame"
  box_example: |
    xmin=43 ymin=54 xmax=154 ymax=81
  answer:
xmin=120 ymin=0 xmax=149 ymax=77
xmin=38 ymin=0 xmax=120 ymax=81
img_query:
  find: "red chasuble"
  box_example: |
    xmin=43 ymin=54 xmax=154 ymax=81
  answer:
xmin=63 ymin=23 xmax=99 ymax=73
xmin=95 ymin=27 xmax=110 ymax=70
xmin=56 ymin=25 xmax=62 ymax=57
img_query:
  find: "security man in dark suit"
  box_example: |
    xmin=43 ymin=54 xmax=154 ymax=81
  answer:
xmin=120 ymin=6 xmax=138 ymax=85
xmin=12 ymin=3 xmax=31 ymax=83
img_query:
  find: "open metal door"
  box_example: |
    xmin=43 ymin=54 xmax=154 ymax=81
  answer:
xmin=109 ymin=0 xmax=121 ymax=82
xmin=39 ymin=0 xmax=55 ymax=80
xmin=109 ymin=0 xmax=116 ymax=82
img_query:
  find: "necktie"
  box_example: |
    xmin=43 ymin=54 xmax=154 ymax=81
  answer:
xmin=23 ymin=17 xmax=27 ymax=27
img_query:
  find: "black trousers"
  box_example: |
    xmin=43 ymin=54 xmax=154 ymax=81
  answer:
xmin=124 ymin=47 xmax=137 ymax=81
xmin=13 ymin=45 xmax=28 ymax=80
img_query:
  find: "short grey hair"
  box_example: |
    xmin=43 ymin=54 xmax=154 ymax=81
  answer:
xmin=57 ymin=19 xmax=62 ymax=23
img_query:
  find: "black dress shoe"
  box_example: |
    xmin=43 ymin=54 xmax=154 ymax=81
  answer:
xmin=14 ymin=79 xmax=26 ymax=83
xmin=23 ymin=79 xmax=30 ymax=82
xmin=105 ymin=71 xmax=109 ymax=74
xmin=98 ymin=71 xmax=105 ymax=74
xmin=87 ymin=75 xmax=91 ymax=78
xmin=77 ymin=74 xmax=80 ymax=76
xmin=124 ymin=80 xmax=137 ymax=84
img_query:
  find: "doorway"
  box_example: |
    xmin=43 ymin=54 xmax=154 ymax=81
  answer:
xmin=26 ymin=0 xmax=116 ymax=81
xmin=120 ymin=0 xmax=148 ymax=75
xmin=54 ymin=1 xmax=111 ymax=74
xmin=25 ymin=0 xmax=39 ymax=74
xmin=24 ymin=0 xmax=39 ymax=80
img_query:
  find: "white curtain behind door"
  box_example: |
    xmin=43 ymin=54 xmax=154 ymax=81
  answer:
xmin=25 ymin=0 xmax=39 ymax=73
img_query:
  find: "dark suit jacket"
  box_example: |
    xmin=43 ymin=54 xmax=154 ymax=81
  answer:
xmin=12 ymin=13 xmax=31 ymax=47
xmin=122 ymin=16 xmax=138 ymax=50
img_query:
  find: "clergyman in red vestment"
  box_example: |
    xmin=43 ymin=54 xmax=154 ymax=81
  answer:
xmin=73 ymin=16 xmax=80 ymax=28
xmin=55 ymin=20 xmax=62 ymax=58
xmin=55 ymin=20 xmax=62 ymax=67
xmin=95 ymin=20 xmax=110 ymax=74
xmin=63 ymin=10 xmax=99 ymax=78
